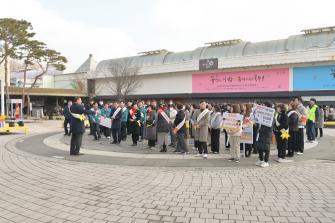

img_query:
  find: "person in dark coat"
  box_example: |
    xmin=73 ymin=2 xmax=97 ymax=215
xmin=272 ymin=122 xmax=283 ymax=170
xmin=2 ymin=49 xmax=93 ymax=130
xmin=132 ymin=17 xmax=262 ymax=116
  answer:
xmin=287 ymin=102 xmax=300 ymax=157
xmin=85 ymin=100 xmax=95 ymax=135
xmin=144 ymin=105 xmax=157 ymax=150
xmin=129 ymin=104 xmax=141 ymax=146
xmin=110 ymin=102 xmax=122 ymax=144
xmin=70 ymin=97 xmax=95 ymax=155
xmin=255 ymin=101 xmax=274 ymax=167
xmin=63 ymin=100 xmax=72 ymax=136
xmin=173 ymin=103 xmax=188 ymax=154
xmin=156 ymin=103 xmax=171 ymax=152
xmin=273 ymin=103 xmax=289 ymax=161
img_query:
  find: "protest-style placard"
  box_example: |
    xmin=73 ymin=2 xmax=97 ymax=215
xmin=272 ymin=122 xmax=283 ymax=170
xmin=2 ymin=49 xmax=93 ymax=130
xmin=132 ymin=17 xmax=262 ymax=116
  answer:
xmin=222 ymin=113 xmax=243 ymax=131
xmin=252 ymin=104 xmax=275 ymax=127
xmin=99 ymin=116 xmax=112 ymax=128
xmin=240 ymin=117 xmax=253 ymax=144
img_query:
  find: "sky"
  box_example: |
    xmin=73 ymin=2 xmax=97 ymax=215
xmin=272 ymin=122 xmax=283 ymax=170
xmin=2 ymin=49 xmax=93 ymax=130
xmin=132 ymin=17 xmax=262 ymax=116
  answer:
xmin=0 ymin=0 xmax=335 ymax=72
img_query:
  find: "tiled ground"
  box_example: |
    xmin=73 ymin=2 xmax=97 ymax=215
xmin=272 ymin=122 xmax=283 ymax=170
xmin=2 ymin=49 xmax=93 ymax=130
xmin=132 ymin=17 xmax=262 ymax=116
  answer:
xmin=0 ymin=121 xmax=334 ymax=223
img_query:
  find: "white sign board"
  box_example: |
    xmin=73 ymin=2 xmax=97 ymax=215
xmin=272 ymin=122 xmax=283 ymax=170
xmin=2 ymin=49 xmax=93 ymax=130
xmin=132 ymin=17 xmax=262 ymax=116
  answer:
xmin=99 ymin=116 xmax=112 ymax=128
xmin=252 ymin=104 xmax=275 ymax=127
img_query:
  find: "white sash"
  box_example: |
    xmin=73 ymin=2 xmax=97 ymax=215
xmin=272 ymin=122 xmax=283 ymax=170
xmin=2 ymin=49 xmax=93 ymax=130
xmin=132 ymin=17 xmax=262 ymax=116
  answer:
xmin=71 ymin=112 xmax=85 ymax=121
xmin=112 ymin=107 xmax=121 ymax=119
xmin=176 ymin=117 xmax=186 ymax=130
xmin=197 ymin=109 xmax=209 ymax=123
xmin=287 ymin=110 xmax=298 ymax=117
xmin=122 ymin=107 xmax=127 ymax=112
xmin=70 ymin=107 xmax=85 ymax=121
xmin=159 ymin=110 xmax=171 ymax=123
xmin=210 ymin=112 xmax=221 ymax=127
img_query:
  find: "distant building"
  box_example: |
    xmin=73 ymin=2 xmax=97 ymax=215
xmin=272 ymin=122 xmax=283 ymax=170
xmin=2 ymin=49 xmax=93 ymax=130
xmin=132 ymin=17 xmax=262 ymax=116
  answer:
xmin=10 ymin=67 xmax=62 ymax=88
xmin=88 ymin=26 xmax=335 ymax=104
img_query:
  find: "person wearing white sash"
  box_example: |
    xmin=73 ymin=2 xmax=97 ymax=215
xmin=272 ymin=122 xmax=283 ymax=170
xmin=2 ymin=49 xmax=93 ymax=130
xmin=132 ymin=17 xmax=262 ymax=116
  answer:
xmin=190 ymin=104 xmax=200 ymax=150
xmin=110 ymin=102 xmax=122 ymax=144
xmin=69 ymin=97 xmax=95 ymax=155
xmin=173 ymin=103 xmax=188 ymax=154
xmin=120 ymin=101 xmax=128 ymax=141
xmin=194 ymin=101 xmax=210 ymax=158
xmin=156 ymin=103 xmax=170 ymax=152
xmin=209 ymin=105 xmax=222 ymax=154
xmin=129 ymin=104 xmax=141 ymax=146
xmin=168 ymin=104 xmax=178 ymax=148
xmin=144 ymin=105 xmax=157 ymax=150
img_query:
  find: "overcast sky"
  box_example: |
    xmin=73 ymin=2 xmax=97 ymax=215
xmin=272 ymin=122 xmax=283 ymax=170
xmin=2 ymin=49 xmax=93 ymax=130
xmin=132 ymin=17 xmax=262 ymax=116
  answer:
xmin=1 ymin=0 xmax=334 ymax=72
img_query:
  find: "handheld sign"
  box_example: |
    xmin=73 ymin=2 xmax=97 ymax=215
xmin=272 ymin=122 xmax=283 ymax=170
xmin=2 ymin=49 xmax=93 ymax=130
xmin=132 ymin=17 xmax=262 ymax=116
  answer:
xmin=222 ymin=113 xmax=243 ymax=132
xmin=252 ymin=104 xmax=275 ymax=128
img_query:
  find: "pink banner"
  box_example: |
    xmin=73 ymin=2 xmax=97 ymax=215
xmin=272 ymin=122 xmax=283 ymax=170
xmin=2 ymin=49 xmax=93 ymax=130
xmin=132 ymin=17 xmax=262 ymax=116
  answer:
xmin=192 ymin=68 xmax=289 ymax=93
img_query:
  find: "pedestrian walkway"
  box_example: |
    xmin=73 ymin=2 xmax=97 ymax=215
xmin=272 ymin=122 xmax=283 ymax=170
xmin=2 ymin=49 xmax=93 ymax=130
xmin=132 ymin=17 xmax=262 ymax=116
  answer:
xmin=0 ymin=121 xmax=334 ymax=223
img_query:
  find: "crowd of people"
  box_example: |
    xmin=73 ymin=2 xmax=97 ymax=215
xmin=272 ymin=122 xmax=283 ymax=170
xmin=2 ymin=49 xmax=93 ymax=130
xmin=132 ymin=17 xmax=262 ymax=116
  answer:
xmin=63 ymin=96 xmax=325 ymax=167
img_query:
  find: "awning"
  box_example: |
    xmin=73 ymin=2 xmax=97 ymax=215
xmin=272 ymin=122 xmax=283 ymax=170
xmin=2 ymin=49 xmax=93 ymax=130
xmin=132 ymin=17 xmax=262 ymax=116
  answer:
xmin=8 ymin=86 xmax=87 ymax=97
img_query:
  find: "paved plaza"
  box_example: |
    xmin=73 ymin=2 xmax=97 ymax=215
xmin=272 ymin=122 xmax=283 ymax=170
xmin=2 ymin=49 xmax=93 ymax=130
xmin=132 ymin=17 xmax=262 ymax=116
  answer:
xmin=0 ymin=121 xmax=334 ymax=223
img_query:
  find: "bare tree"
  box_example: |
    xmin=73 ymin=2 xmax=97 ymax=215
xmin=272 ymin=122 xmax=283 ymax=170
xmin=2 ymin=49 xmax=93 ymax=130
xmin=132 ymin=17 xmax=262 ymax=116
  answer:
xmin=99 ymin=60 xmax=141 ymax=100
xmin=70 ymin=79 xmax=87 ymax=95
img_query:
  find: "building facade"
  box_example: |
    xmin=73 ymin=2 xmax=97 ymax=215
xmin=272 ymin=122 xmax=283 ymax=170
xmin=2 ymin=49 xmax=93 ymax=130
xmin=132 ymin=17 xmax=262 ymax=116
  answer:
xmin=85 ymin=27 xmax=335 ymax=104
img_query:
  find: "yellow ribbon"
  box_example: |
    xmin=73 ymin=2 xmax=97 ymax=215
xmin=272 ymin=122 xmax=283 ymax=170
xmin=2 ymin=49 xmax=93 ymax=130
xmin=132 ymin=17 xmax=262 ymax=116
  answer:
xmin=280 ymin=130 xmax=290 ymax=140
xmin=71 ymin=113 xmax=85 ymax=122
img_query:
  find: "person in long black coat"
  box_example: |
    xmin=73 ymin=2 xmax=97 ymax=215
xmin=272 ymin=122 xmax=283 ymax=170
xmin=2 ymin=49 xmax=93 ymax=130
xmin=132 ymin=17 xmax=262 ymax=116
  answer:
xmin=287 ymin=103 xmax=300 ymax=157
xmin=63 ymin=100 xmax=72 ymax=136
xmin=110 ymin=102 xmax=122 ymax=144
xmin=129 ymin=104 xmax=141 ymax=146
xmin=174 ymin=103 xmax=188 ymax=154
xmin=273 ymin=104 xmax=289 ymax=161
xmin=70 ymin=97 xmax=95 ymax=155
xmin=255 ymin=101 xmax=274 ymax=167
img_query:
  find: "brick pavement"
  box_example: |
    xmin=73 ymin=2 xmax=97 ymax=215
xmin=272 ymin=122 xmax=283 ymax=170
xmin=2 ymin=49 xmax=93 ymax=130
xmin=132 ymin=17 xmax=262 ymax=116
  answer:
xmin=0 ymin=121 xmax=334 ymax=223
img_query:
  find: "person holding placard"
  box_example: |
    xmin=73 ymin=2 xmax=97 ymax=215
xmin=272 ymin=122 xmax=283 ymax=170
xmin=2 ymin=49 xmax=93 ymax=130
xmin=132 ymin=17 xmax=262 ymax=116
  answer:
xmin=90 ymin=102 xmax=101 ymax=141
xmin=194 ymin=100 xmax=210 ymax=159
xmin=100 ymin=103 xmax=111 ymax=139
xmin=255 ymin=101 xmax=274 ymax=168
xmin=227 ymin=105 xmax=243 ymax=163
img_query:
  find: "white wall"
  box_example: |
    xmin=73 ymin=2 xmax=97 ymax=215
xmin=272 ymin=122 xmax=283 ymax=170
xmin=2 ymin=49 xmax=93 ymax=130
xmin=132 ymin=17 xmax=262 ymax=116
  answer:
xmin=95 ymin=72 xmax=193 ymax=96
xmin=53 ymin=72 xmax=86 ymax=89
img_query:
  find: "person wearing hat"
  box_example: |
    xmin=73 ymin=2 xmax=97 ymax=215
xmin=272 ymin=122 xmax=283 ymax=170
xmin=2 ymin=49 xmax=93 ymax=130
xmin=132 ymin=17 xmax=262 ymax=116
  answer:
xmin=70 ymin=97 xmax=96 ymax=155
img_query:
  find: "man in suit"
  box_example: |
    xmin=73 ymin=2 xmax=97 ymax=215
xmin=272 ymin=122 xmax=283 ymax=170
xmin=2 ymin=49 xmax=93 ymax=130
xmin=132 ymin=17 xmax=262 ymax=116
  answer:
xmin=63 ymin=100 xmax=72 ymax=136
xmin=70 ymin=97 xmax=95 ymax=155
xmin=110 ymin=102 xmax=122 ymax=144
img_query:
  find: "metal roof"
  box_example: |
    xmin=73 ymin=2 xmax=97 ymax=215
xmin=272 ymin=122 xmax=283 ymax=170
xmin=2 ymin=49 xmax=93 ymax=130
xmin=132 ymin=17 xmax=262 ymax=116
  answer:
xmin=96 ymin=31 xmax=335 ymax=71
xmin=75 ymin=54 xmax=97 ymax=73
